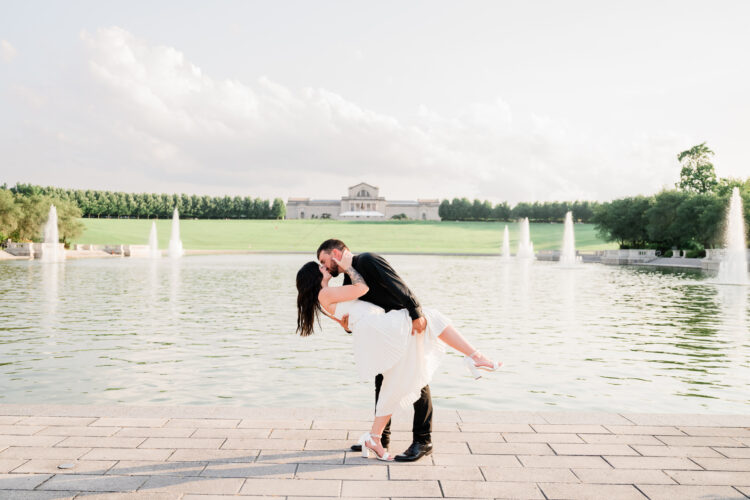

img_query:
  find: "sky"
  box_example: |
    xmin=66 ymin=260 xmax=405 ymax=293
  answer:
xmin=1 ymin=0 xmax=749 ymax=204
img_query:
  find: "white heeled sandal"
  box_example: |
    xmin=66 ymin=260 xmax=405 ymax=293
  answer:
xmin=358 ymin=432 xmax=392 ymax=461
xmin=464 ymin=350 xmax=502 ymax=379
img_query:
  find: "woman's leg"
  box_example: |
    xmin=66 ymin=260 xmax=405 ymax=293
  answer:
xmin=438 ymin=325 xmax=497 ymax=368
xmin=366 ymin=414 xmax=392 ymax=457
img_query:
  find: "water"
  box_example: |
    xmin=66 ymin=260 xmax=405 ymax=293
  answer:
xmin=501 ymin=225 xmax=511 ymax=260
xmin=717 ymin=187 xmax=748 ymax=285
xmin=516 ymin=217 xmax=535 ymax=260
xmin=168 ymin=208 xmax=183 ymax=259
xmin=559 ymin=211 xmax=582 ymax=267
xmin=40 ymin=204 xmax=65 ymax=263
xmin=1 ymin=254 xmax=748 ymax=413
xmin=148 ymin=221 xmax=161 ymax=259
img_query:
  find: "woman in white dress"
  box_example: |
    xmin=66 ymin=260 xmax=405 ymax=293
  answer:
xmin=296 ymin=250 xmax=501 ymax=461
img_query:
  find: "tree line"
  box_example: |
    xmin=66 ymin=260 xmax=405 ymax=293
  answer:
xmin=592 ymin=143 xmax=750 ymax=253
xmin=4 ymin=184 xmax=286 ymax=220
xmin=439 ymin=199 xmax=598 ymax=222
xmin=0 ymin=188 xmax=84 ymax=245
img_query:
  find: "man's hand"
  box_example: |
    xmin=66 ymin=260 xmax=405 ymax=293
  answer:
xmin=411 ymin=317 xmax=426 ymax=335
xmin=341 ymin=314 xmax=351 ymax=333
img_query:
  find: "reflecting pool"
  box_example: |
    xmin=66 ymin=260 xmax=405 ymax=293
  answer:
xmin=1 ymin=254 xmax=748 ymax=413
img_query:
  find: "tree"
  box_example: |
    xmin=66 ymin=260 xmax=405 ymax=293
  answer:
xmin=0 ymin=189 xmax=20 ymax=241
xmin=676 ymin=142 xmax=718 ymax=194
xmin=271 ymin=198 xmax=286 ymax=219
xmin=591 ymin=196 xmax=652 ymax=248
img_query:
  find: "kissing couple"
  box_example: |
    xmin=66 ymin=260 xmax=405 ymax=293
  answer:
xmin=296 ymin=239 xmax=501 ymax=462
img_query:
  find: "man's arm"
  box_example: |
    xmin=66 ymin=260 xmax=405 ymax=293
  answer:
xmin=357 ymin=253 xmax=423 ymax=321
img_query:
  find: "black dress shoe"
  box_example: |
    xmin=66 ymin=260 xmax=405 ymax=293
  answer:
xmin=350 ymin=443 xmax=389 ymax=452
xmin=394 ymin=441 xmax=433 ymax=462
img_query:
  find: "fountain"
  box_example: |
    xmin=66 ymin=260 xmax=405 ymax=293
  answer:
xmin=168 ymin=208 xmax=184 ymax=259
xmin=149 ymin=221 xmax=161 ymax=259
xmin=40 ymin=204 xmax=65 ymax=262
xmin=559 ymin=211 xmax=582 ymax=266
xmin=516 ymin=218 xmax=535 ymax=260
xmin=501 ymin=225 xmax=511 ymax=260
xmin=717 ymin=188 xmax=748 ymax=285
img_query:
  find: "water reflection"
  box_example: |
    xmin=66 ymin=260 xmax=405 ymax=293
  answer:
xmin=0 ymin=255 xmax=747 ymax=413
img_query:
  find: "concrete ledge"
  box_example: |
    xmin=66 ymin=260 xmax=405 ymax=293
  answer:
xmin=1 ymin=405 xmax=749 ymax=498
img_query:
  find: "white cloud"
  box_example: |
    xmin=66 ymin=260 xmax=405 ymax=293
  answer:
xmin=4 ymin=26 xmax=686 ymax=203
xmin=1 ymin=39 xmax=17 ymax=62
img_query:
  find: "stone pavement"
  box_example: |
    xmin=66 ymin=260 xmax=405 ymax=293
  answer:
xmin=1 ymin=405 xmax=749 ymax=499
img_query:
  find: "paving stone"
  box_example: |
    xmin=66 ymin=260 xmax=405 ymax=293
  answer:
xmin=115 ymin=427 xmax=195 ymax=438
xmin=518 ymin=455 xmax=612 ymax=468
xmin=239 ymin=478 xmax=340 ymax=496
xmin=539 ymin=483 xmax=646 ymax=499
xmin=604 ymin=456 xmax=702 ymax=470
xmin=0 ymin=436 xmax=66 ymax=447
xmin=296 ymin=463 xmax=387 ymax=480
xmin=19 ymin=417 xmax=96 ymax=427
xmin=388 ymin=464 xmax=483 ymax=480
xmin=538 ymin=411 xmax=633 ymax=425
xmin=182 ymin=496 xmax=274 ymax=500
xmin=107 ymin=461 xmax=207 ymax=476
xmin=550 ymin=443 xmax=638 ymax=456
xmin=665 ymin=469 xmax=750 ymax=486
xmin=0 ymin=447 xmax=91 ymax=460
xmin=581 ymin=434 xmax=662 ymax=445
xmin=56 ymin=437 xmax=146 ymax=449
xmin=572 ymin=468 xmax=676 ymax=484
xmin=458 ymin=410 xmax=547 ymax=424
xmin=164 ymin=419 xmax=240 ymax=429
xmin=0 ymin=426 xmax=46 ymax=436
xmin=37 ymin=426 xmax=120 ymax=437
xmin=656 ymin=435 xmax=743 ymax=447
xmin=432 ymin=454 xmax=520 ymax=466
xmin=481 ymin=466 xmax=579 ymax=482
xmin=636 ymin=484 xmax=747 ymax=500
xmin=91 ymin=418 xmax=168 ymax=428
xmin=81 ymin=448 xmax=173 ymax=461
xmin=502 ymin=432 xmax=584 ymax=443
xmin=341 ymin=479 xmax=442 ymax=497
xmin=388 ymin=441 xmax=469 ymax=454
xmin=139 ymin=438 xmax=224 ymax=449
xmin=691 ymin=457 xmax=750 ymax=471
xmin=239 ymin=419 xmax=311 ymax=429
xmin=0 ymin=473 xmax=52 ymax=489
xmin=468 ymin=442 xmax=553 ymax=455
xmin=604 ymin=425 xmax=684 ymax=435
xmin=140 ymin=475 xmax=244 ymax=494
xmin=12 ymin=459 xmax=116 ymax=475
xmin=191 ymin=428 xmax=270 ymax=439
xmin=344 ymin=453 xmax=419 ymax=466
xmin=441 ymin=480 xmax=544 ymax=499
xmin=271 ymin=429 xmax=347 ymax=440
xmin=631 ymin=445 xmax=724 ymax=457
xmin=678 ymin=426 xmax=750 ymax=437
xmin=621 ymin=413 xmax=720 ymax=427
xmin=531 ymin=424 xmax=610 ymax=434
xmin=0 ymin=459 xmax=26 ymax=473
xmin=0 ymin=417 xmax=23 ymax=425
xmin=716 ymin=447 xmax=750 ymax=459
xmin=0 ymin=491 xmax=76 ymax=499
xmin=201 ymin=462 xmax=296 ymax=478
xmin=73 ymin=493 xmax=179 ymax=500
xmin=223 ymin=438 xmax=305 ymax=450
xmin=736 ymin=485 xmax=750 ymax=496
xmin=256 ymin=450 xmax=344 ymax=464
xmin=458 ymin=423 xmax=534 ymax=433
xmin=38 ymin=473 xmax=146 ymax=491
xmin=168 ymin=449 xmax=259 ymax=463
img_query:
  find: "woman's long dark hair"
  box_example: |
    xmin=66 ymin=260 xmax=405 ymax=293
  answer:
xmin=296 ymin=261 xmax=323 ymax=337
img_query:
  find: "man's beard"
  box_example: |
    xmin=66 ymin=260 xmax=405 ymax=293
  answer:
xmin=328 ymin=267 xmax=340 ymax=277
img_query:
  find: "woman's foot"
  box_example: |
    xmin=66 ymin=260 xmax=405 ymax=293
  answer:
xmin=464 ymin=350 xmax=502 ymax=379
xmin=359 ymin=432 xmax=393 ymax=461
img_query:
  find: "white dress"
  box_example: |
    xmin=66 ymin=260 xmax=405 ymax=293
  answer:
xmin=333 ymin=300 xmax=449 ymax=416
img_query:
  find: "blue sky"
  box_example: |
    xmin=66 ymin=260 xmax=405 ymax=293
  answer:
xmin=1 ymin=0 xmax=748 ymax=203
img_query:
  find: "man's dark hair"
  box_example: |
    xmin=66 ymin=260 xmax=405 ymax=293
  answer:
xmin=316 ymin=239 xmax=348 ymax=259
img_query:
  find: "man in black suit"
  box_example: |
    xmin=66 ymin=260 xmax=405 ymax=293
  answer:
xmin=317 ymin=238 xmax=433 ymax=462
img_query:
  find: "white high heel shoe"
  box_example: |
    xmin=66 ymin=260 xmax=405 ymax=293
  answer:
xmin=357 ymin=432 xmax=392 ymax=461
xmin=464 ymin=350 xmax=502 ymax=379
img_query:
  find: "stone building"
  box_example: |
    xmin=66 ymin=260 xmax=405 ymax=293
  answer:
xmin=286 ymin=182 xmax=440 ymax=221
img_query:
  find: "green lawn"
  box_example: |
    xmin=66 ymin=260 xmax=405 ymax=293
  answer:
xmin=72 ymin=219 xmax=616 ymax=254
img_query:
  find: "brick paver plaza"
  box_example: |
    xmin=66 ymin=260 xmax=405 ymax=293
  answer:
xmin=0 ymin=404 xmax=748 ymax=499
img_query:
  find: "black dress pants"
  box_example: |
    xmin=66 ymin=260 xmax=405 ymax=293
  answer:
xmin=374 ymin=374 xmax=433 ymax=446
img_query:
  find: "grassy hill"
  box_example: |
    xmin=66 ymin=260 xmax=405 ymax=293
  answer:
xmin=72 ymin=219 xmax=615 ymax=254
